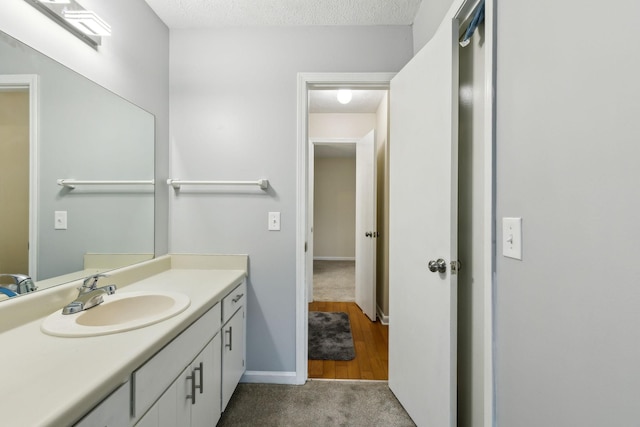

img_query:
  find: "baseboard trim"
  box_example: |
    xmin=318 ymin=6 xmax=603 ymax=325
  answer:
xmin=240 ymin=371 xmax=302 ymax=385
xmin=376 ymin=305 xmax=389 ymax=325
xmin=313 ymin=257 xmax=355 ymax=261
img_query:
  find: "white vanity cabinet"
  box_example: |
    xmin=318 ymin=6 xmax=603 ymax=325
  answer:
xmin=74 ymin=382 xmax=130 ymax=427
xmin=221 ymin=282 xmax=246 ymax=410
xmin=132 ymin=280 xmax=246 ymax=426
xmin=132 ymin=301 xmax=222 ymax=426
xmin=136 ymin=335 xmax=221 ymax=427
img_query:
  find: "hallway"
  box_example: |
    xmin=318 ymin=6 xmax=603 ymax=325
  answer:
xmin=308 ymin=301 xmax=388 ymax=380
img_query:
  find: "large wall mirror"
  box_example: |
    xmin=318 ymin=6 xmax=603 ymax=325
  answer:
xmin=0 ymin=30 xmax=155 ymax=301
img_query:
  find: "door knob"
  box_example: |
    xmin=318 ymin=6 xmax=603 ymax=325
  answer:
xmin=428 ymin=259 xmax=447 ymax=273
xmin=365 ymin=231 xmax=372 ymax=237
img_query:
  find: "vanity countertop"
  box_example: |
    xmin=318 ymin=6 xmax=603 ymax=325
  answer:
xmin=0 ymin=254 xmax=247 ymax=427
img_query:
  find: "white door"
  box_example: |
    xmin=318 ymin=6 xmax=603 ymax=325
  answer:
xmin=355 ymin=130 xmax=377 ymax=321
xmin=388 ymin=13 xmax=459 ymax=427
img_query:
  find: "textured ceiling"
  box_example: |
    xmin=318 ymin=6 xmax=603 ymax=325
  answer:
xmin=144 ymin=0 xmax=422 ymax=28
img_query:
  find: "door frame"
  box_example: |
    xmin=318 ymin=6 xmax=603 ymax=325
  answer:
xmin=295 ymin=10 xmax=496 ymax=418
xmin=0 ymin=74 xmax=39 ymax=280
xmin=296 ymin=73 xmax=394 ymax=384
xmin=307 ymin=137 xmax=359 ymax=303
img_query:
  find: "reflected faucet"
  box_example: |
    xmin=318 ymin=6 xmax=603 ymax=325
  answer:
xmin=62 ymin=274 xmax=116 ymax=315
xmin=0 ymin=274 xmax=37 ymax=297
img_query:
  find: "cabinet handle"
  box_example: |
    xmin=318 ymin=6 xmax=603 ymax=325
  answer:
xmin=232 ymin=293 xmax=244 ymax=303
xmin=195 ymin=362 xmax=203 ymax=394
xmin=186 ymin=362 xmax=204 ymax=404
xmin=186 ymin=371 xmax=197 ymax=405
xmin=225 ymin=326 xmax=233 ymax=351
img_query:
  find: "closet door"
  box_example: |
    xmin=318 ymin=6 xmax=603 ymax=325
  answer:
xmin=388 ymin=6 xmax=459 ymax=427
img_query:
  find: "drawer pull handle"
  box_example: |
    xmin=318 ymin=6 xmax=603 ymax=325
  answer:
xmin=232 ymin=293 xmax=244 ymax=303
xmin=186 ymin=362 xmax=204 ymax=404
xmin=195 ymin=362 xmax=203 ymax=394
xmin=225 ymin=326 xmax=233 ymax=351
xmin=186 ymin=371 xmax=196 ymax=405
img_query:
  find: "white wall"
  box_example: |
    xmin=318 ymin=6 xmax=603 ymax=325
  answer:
xmin=0 ymin=0 xmax=171 ymax=255
xmin=309 ymin=113 xmax=377 ymax=139
xmin=169 ymin=26 xmax=413 ymax=374
xmin=495 ymin=1 xmax=640 ymax=425
xmin=412 ymin=0 xmax=455 ymax=54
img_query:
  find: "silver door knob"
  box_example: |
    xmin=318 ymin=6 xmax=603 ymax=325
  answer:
xmin=428 ymin=259 xmax=447 ymax=273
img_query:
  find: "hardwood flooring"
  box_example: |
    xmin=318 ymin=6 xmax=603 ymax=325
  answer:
xmin=308 ymin=301 xmax=388 ymax=380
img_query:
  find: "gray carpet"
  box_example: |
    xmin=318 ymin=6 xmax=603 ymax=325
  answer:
xmin=217 ymin=381 xmax=416 ymax=427
xmin=308 ymin=311 xmax=355 ymax=360
xmin=313 ymin=260 xmax=355 ymax=302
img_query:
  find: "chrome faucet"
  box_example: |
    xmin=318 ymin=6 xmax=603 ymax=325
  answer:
xmin=62 ymin=274 xmax=116 ymax=315
xmin=0 ymin=274 xmax=37 ymax=297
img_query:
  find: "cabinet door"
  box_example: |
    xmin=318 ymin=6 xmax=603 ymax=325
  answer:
xmin=132 ymin=303 xmax=221 ymax=422
xmin=190 ymin=335 xmax=221 ymax=427
xmin=222 ymin=307 xmax=245 ymax=410
xmin=75 ymin=382 xmax=130 ymax=427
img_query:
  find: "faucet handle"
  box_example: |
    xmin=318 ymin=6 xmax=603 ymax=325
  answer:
xmin=81 ymin=273 xmax=107 ymax=291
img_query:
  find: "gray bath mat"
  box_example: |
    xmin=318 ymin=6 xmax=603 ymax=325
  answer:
xmin=308 ymin=311 xmax=355 ymax=360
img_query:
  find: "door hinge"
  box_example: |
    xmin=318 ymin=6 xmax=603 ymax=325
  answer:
xmin=450 ymin=260 xmax=462 ymax=274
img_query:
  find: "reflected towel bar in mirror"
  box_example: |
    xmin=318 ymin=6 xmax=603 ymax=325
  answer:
xmin=57 ymin=179 xmax=155 ymax=189
xmin=166 ymin=179 xmax=269 ymax=190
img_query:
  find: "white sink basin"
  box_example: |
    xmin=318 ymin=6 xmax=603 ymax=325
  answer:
xmin=41 ymin=290 xmax=190 ymax=337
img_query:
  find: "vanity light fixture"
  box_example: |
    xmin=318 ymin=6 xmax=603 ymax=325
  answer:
xmin=62 ymin=10 xmax=111 ymax=36
xmin=24 ymin=0 xmax=110 ymax=49
xmin=337 ymin=89 xmax=353 ymax=105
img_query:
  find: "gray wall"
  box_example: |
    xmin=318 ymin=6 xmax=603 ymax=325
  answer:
xmin=0 ymin=0 xmax=171 ymax=257
xmin=495 ymin=0 xmax=640 ymax=425
xmin=313 ymin=157 xmax=356 ymax=259
xmin=169 ymin=26 xmax=413 ymax=373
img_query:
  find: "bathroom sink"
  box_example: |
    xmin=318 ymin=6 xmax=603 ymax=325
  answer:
xmin=41 ymin=290 xmax=190 ymax=337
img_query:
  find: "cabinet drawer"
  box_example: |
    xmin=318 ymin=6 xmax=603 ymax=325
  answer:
xmin=222 ymin=281 xmax=246 ymax=324
xmin=132 ymin=302 xmax=221 ymax=421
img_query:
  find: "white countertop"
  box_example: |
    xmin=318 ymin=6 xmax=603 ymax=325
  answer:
xmin=0 ymin=255 xmax=247 ymax=427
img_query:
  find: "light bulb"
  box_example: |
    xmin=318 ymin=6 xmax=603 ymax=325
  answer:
xmin=337 ymin=89 xmax=352 ymax=105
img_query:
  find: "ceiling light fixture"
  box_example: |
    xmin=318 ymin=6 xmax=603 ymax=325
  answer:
xmin=337 ymin=89 xmax=353 ymax=105
xmin=62 ymin=10 xmax=112 ymax=36
xmin=37 ymin=0 xmax=71 ymax=3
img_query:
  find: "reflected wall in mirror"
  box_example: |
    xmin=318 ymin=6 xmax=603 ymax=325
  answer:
xmin=0 ymin=30 xmax=155 ymax=301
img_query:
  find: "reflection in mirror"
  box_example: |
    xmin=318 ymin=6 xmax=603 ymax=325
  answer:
xmin=0 ymin=30 xmax=155 ymax=302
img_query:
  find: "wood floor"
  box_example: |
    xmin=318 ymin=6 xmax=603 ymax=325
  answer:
xmin=308 ymin=301 xmax=388 ymax=380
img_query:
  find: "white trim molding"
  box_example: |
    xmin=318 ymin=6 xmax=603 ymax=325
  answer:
xmin=297 ymin=72 xmax=396 ymax=386
xmin=0 ymin=74 xmax=39 ymax=280
xmin=241 ymin=371 xmax=299 ymax=385
xmin=376 ymin=305 xmax=389 ymax=325
xmin=313 ymin=256 xmax=356 ymax=261
xmin=483 ymin=0 xmax=497 ymax=425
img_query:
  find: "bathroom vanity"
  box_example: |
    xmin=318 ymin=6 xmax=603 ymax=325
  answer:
xmin=0 ymin=254 xmax=247 ymax=426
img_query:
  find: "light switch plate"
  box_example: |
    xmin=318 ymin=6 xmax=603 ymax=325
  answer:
xmin=502 ymin=217 xmax=522 ymax=260
xmin=55 ymin=211 xmax=67 ymax=230
xmin=268 ymin=212 xmax=281 ymax=231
